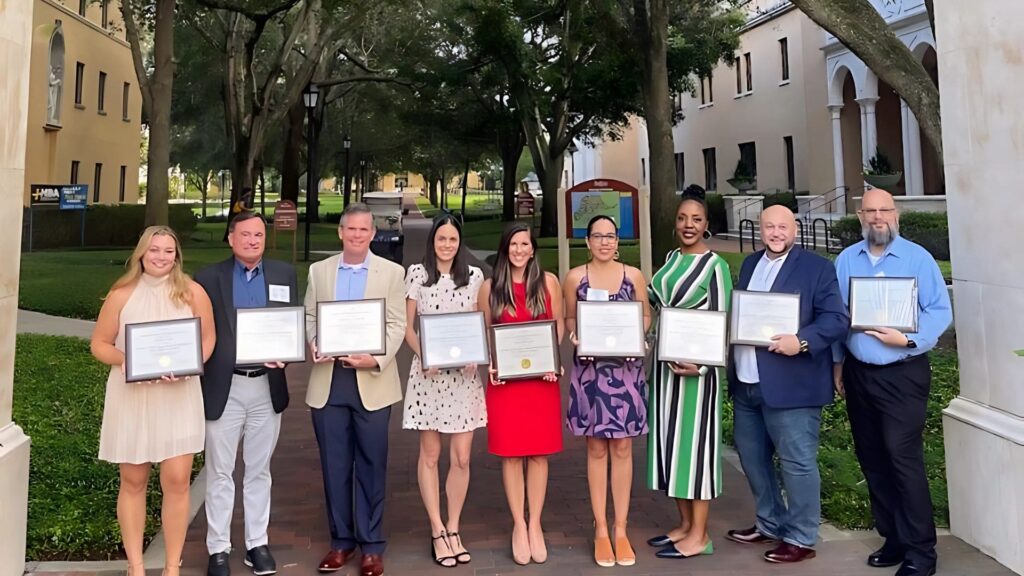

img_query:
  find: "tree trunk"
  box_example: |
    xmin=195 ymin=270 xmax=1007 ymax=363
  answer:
xmin=258 ymin=166 xmax=266 ymax=215
xmin=428 ymin=174 xmax=438 ymax=207
xmin=461 ymin=156 xmax=470 ymax=216
xmin=790 ymin=0 xmax=942 ymax=161
xmin=633 ymin=0 xmax=677 ymax=263
xmin=143 ymin=0 xmax=176 ymax=226
xmin=498 ymin=125 xmax=525 ymax=222
xmin=538 ymin=154 xmax=564 ymax=238
xmin=280 ymin=98 xmax=304 ymax=203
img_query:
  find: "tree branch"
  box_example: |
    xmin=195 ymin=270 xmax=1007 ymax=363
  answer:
xmin=195 ymin=0 xmax=300 ymax=22
xmin=120 ymin=0 xmax=152 ymax=116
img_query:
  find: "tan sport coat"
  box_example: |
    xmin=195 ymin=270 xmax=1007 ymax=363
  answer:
xmin=304 ymin=252 xmax=407 ymax=411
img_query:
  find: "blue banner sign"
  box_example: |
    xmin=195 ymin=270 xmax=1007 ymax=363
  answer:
xmin=30 ymin=184 xmax=89 ymax=209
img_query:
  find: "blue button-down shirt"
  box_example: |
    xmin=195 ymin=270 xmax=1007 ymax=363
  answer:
xmin=233 ymin=259 xmax=267 ymax=309
xmin=334 ymin=252 xmax=370 ymax=301
xmin=833 ymin=236 xmax=952 ymax=365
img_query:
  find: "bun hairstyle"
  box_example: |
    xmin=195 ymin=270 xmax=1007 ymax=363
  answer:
xmin=679 ymin=184 xmax=708 ymax=218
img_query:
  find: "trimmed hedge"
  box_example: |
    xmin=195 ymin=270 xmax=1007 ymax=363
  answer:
xmin=22 ymin=204 xmax=197 ymax=250
xmin=763 ymin=191 xmax=798 ymax=212
xmin=831 ymin=211 xmax=950 ymax=260
xmin=707 ymin=193 xmax=727 ymax=235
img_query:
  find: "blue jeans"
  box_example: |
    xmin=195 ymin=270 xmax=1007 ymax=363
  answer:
xmin=732 ymin=381 xmax=822 ymax=548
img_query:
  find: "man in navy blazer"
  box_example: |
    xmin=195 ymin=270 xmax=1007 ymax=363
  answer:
xmin=725 ymin=206 xmax=849 ymax=564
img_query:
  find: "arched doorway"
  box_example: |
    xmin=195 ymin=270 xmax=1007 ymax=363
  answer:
xmin=875 ymin=78 xmax=906 ymax=195
xmin=839 ymin=70 xmax=863 ymax=209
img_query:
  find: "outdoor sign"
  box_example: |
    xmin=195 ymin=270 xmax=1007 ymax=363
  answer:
xmin=29 ymin=185 xmax=61 ymax=206
xmin=59 ymin=185 xmax=88 ymax=210
xmin=274 ymin=200 xmax=298 ymax=231
xmin=563 ymin=179 xmax=639 ymax=239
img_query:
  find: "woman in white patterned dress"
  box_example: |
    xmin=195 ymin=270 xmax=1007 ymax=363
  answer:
xmin=91 ymin=226 xmax=215 ymax=576
xmin=403 ymin=213 xmax=486 ymax=567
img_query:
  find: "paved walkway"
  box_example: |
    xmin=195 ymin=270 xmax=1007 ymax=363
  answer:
xmin=21 ymin=201 xmax=1014 ymax=576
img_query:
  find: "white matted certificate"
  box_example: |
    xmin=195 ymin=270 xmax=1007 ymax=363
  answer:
xmin=729 ymin=290 xmax=801 ymax=347
xmin=236 ymin=306 xmax=306 ymax=364
xmin=419 ymin=311 xmax=490 ymax=369
xmin=849 ymin=276 xmax=919 ymax=332
xmin=657 ymin=308 xmax=728 ymax=367
xmin=316 ymin=299 xmax=386 ymax=357
xmin=576 ymin=301 xmax=645 ymax=358
xmin=491 ymin=320 xmax=560 ymax=380
xmin=124 ymin=317 xmax=204 ymax=382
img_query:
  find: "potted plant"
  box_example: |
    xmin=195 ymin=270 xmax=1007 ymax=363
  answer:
xmin=863 ymin=148 xmax=902 ymax=188
xmin=727 ymin=159 xmax=757 ymax=193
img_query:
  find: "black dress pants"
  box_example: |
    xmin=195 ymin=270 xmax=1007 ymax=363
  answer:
xmin=845 ymin=354 xmax=936 ymax=568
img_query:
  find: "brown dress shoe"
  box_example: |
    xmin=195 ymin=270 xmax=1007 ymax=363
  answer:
xmin=360 ymin=553 xmax=384 ymax=576
xmin=725 ymin=526 xmax=778 ymax=545
xmin=764 ymin=542 xmax=817 ymax=563
xmin=318 ymin=549 xmax=356 ymax=572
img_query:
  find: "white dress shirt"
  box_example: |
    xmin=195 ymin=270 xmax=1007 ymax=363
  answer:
xmin=734 ymin=251 xmax=790 ymax=384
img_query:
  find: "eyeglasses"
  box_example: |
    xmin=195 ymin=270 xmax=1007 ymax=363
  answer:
xmin=588 ymin=233 xmax=618 ymax=243
xmin=857 ymin=208 xmax=896 ymax=216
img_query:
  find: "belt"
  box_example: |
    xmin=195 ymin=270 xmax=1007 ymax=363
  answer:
xmin=849 ymin=353 xmax=927 ymax=369
xmin=233 ymin=367 xmax=268 ymax=377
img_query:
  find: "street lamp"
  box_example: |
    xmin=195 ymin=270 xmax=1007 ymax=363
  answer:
xmin=342 ymin=135 xmax=352 ymax=208
xmin=567 ymin=142 xmax=579 ymax=186
xmin=359 ymin=158 xmax=367 ymax=199
xmin=302 ymin=82 xmax=319 ymax=261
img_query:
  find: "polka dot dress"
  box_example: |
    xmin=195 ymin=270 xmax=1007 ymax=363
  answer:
xmin=402 ymin=264 xmax=487 ymax=433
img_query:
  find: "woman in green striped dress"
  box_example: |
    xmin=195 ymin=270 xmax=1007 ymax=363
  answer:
xmin=645 ymin=188 xmax=732 ymax=559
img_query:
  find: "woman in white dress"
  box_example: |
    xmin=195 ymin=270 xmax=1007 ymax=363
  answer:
xmin=90 ymin=226 xmax=215 ymax=576
xmin=403 ymin=213 xmax=486 ymax=567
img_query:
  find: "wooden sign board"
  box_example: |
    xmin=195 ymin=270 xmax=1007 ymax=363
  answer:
xmin=274 ymin=200 xmax=298 ymax=231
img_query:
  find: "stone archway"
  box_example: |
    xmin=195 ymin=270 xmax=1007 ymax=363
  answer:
xmin=875 ymin=78 xmax=907 ymax=195
xmin=918 ymin=46 xmax=943 ymax=195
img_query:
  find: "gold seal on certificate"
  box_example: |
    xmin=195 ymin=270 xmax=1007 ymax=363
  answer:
xmin=576 ymin=301 xmax=646 ymax=358
xmin=849 ymin=276 xmax=919 ymax=332
xmin=729 ymin=290 xmax=801 ymax=347
xmin=124 ymin=317 xmax=204 ymax=382
xmin=316 ymin=299 xmax=386 ymax=357
xmin=491 ymin=320 xmax=560 ymax=380
xmin=418 ymin=311 xmax=490 ymax=370
xmin=236 ymin=306 xmax=306 ymax=364
xmin=657 ymin=308 xmax=728 ymax=367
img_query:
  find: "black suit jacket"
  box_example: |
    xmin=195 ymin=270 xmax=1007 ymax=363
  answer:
xmin=195 ymin=257 xmax=299 ymax=420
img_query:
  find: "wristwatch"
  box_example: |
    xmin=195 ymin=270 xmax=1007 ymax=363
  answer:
xmin=799 ymin=339 xmax=810 ymax=353
xmin=906 ymin=338 xmax=917 ymax=349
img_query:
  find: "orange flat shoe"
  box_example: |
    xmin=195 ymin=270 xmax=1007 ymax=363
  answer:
xmin=594 ymin=536 xmax=615 ymax=567
xmin=615 ymin=536 xmax=636 ymax=566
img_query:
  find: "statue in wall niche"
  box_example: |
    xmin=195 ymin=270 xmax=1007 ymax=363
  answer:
xmin=47 ymin=65 xmax=63 ymax=125
xmin=47 ymin=21 xmax=65 ymax=127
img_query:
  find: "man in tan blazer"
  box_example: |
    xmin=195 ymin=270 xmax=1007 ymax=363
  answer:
xmin=304 ymin=203 xmax=406 ymax=576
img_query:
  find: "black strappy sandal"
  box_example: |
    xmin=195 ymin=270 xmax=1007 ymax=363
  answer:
xmin=448 ymin=531 xmax=472 ymax=564
xmin=431 ymin=532 xmax=458 ymax=568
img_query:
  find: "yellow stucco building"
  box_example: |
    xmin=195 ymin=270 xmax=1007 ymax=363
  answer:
xmin=22 ymin=0 xmax=141 ymax=206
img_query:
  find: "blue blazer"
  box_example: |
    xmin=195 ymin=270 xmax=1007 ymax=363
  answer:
xmin=727 ymin=247 xmax=849 ymax=408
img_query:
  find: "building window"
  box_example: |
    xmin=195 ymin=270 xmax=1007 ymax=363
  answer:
xmin=739 ymin=141 xmax=758 ymax=181
xmin=735 ymin=57 xmax=743 ymax=94
xmin=98 ymin=71 xmax=107 ymax=113
xmin=674 ymin=153 xmax=685 ymax=191
xmin=744 ymin=53 xmax=753 ymax=92
xmin=101 ymin=0 xmax=109 ymax=28
xmin=74 ymin=62 xmax=84 ymax=106
xmin=119 ymin=165 xmax=127 ymax=202
xmin=703 ymin=148 xmax=717 ymax=192
xmin=122 ymin=82 xmax=130 ymax=120
xmin=779 ymin=38 xmax=790 ymax=82
xmin=78 ymin=0 xmax=86 ymax=16
xmin=784 ymin=136 xmax=796 ymax=191
xmin=93 ymin=163 xmax=103 ymax=202
xmin=641 ymin=158 xmax=647 ymax=185
xmin=699 ymin=74 xmax=714 ymax=105
xmin=70 ymin=160 xmax=80 ymax=184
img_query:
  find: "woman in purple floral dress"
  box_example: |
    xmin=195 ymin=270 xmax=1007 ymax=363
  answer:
xmin=564 ymin=215 xmax=651 ymax=568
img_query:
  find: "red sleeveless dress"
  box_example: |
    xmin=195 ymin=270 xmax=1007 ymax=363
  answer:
xmin=486 ymin=282 xmax=564 ymax=457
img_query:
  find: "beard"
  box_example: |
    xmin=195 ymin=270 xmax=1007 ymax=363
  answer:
xmin=862 ymin=221 xmax=899 ymax=247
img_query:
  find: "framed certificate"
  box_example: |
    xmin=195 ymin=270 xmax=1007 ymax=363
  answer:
xmin=658 ymin=308 xmax=728 ymax=367
xmin=576 ymin=301 xmax=645 ymax=358
xmin=124 ymin=317 xmax=204 ymax=383
xmin=236 ymin=306 xmax=306 ymax=365
xmin=729 ymin=290 xmax=801 ymax=347
xmin=419 ymin=311 xmax=490 ymax=369
xmin=317 ymin=299 xmax=386 ymax=357
xmin=849 ymin=276 xmax=919 ymax=332
xmin=491 ymin=320 xmax=560 ymax=380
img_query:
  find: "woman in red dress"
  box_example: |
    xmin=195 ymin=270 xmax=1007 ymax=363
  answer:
xmin=478 ymin=223 xmax=564 ymax=565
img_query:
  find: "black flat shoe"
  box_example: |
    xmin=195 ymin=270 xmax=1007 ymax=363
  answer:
xmin=647 ymin=534 xmax=676 ymax=547
xmin=655 ymin=541 xmax=714 ymax=559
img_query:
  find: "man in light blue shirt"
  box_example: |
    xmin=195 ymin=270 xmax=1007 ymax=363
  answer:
xmin=832 ymin=188 xmax=951 ymax=576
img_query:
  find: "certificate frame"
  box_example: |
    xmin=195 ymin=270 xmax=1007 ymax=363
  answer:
xmin=490 ymin=320 xmax=561 ymax=381
xmin=657 ymin=308 xmax=729 ymax=367
xmin=849 ymin=276 xmax=919 ymax=333
xmin=124 ymin=317 xmax=204 ymax=383
xmin=316 ymin=298 xmax=387 ymax=357
xmin=419 ymin=311 xmax=490 ymax=370
xmin=576 ymin=301 xmax=646 ymax=358
xmin=729 ymin=290 xmax=802 ymax=347
xmin=235 ymin=306 xmax=307 ymax=365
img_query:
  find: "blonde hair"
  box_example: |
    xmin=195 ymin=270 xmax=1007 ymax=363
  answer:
xmin=109 ymin=226 xmax=192 ymax=307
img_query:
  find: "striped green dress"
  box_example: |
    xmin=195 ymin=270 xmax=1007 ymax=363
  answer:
xmin=647 ymin=250 xmax=732 ymax=500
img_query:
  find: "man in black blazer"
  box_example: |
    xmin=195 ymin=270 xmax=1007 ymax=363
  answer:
xmin=195 ymin=212 xmax=299 ymax=576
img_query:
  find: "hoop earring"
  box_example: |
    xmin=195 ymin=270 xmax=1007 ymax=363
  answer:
xmin=614 ymin=250 xmax=620 ymax=261
xmin=703 ymin=230 xmax=711 ymax=240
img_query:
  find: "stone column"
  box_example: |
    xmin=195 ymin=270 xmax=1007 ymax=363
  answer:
xmin=0 ymin=0 xmax=35 ymax=574
xmin=900 ymin=100 xmax=925 ymax=196
xmin=937 ymin=0 xmax=1024 ymax=574
xmin=828 ymin=105 xmax=847 ymax=213
xmin=856 ymin=96 xmax=880 ymax=163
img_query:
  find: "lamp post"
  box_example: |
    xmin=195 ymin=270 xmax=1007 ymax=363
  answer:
xmin=302 ymin=82 xmax=319 ymax=261
xmin=359 ymin=158 xmax=367 ymax=199
xmin=342 ymin=135 xmax=352 ymax=208
xmin=567 ymin=142 xmax=578 ymax=186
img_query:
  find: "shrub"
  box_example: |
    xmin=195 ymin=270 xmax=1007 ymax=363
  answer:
xmin=831 ymin=211 xmax=949 ymax=260
xmin=22 ymin=204 xmax=197 ymax=250
xmin=763 ymin=191 xmax=798 ymax=212
xmin=706 ymin=193 xmax=727 ymax=235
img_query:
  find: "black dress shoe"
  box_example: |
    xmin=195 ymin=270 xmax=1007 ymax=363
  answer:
xmin=868 ymin=544 xmax=905 ymax=568
xmin=647 ymin=534 xmax=676 ymax=547
xmin=655 ymin=541 xmax=714 ymax=558
xmin=244 ymin=545 xmax=277 ymax=575
xmin=208 ymin=551 xmax=231 ymax=576
xmin=895 ymin=560 xmax=936 ymax=576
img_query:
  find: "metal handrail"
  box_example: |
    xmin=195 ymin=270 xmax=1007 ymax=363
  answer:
xmin=795 ymin=218 xmax=806 ymax=249
xmin=738 ymin=218 xmax=757 ymax=253
xmin=734 ymin=194 xmax=764 ymax=225
xmin=811 ymin=217 xmax=834 ymax=253
xmin=801 ymin=185 xmax=848 ymax=221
